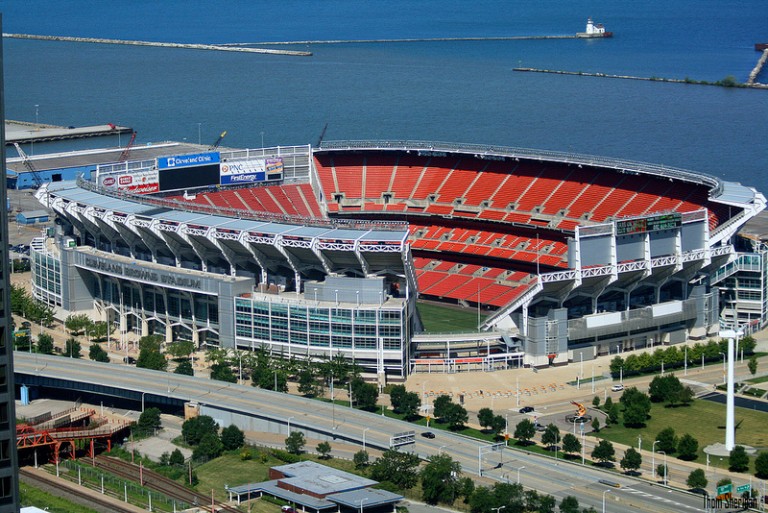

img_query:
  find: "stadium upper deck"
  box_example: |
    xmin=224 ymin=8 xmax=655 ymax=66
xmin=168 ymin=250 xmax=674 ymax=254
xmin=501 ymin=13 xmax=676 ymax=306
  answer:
xmin=32 ymin=140 xmax=766 ymax=371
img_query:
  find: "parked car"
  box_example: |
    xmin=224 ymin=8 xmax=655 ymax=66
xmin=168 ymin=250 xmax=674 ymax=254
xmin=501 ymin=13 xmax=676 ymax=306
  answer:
xmin=611 ymin=384 xmax=625 ymax=392
xmin=281 ymin=506 xmax=296 ymax=513
xmin=123 ymin=356 xmax=136 ymax=364
xmin=519 ymin=406 xmax=535 ymax=414
xmin=421 ymin=431 xmax=436 ymax=439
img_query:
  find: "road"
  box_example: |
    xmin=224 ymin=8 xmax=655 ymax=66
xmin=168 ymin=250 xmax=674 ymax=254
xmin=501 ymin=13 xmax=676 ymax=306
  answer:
xmin=14 ymin=353 xmax=709 ymax=513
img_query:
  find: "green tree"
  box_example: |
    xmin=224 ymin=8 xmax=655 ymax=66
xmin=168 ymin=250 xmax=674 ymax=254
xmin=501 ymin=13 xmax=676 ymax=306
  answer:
xmin=89 ymin=343 xmax=110 ymax=362
xmin=477 ymin=408 xmax=495 ymax=431
xmin=285 ymin=431 xmax=306 ymax=454
xmin=489 ymin=415 xmax=506 ymax=437
xmin=677 ymin=433 xmax=699 ymax=461
xmin=559 ymin=496 xmax=580 ymax=513
xmin=421 ymin=453 xmax=461 ymax=505
xmin=458 ymin=477 xmax=475 ymax=503
xmin=210 ymin=362 xmax=237 ymax=383
xmin=443 ymin=403 xmax=469 ymax=430
xmin=603 ymin=396 xmax=613 ymax=412
xmin=687 ymin=468 xmax=708 ymax=489
xmin=166 ymin=340 xmax=195 ymax=360
xmin=562 ymin=433 xmax=582 ymax=458
xmin=297 ymin=368 xmax=319 ymax=397
xmin=657 ymin=464 xmax=668 ymax=482
xmin=609 ymin=356 xmax=624 ymax=378
xmin=754 ymin=451 xmax=768 ymax=479
xmin=64 ymin=313 xmax=90 ymax=336
xmin=592 ymin=396 xmax=601 ymax=408
xmin=398 ymin=391 xmax=422 ymax=420
xmin=317 ymin=441 xmax=332 ymax=459
xmin=193 ymin=432 xmax=223 ymax=461
xmin=182 ymin=415 xmax=219 ymax=446
xmin=591 ymin=439 xmax=616 ymax=465
xmin=350 ymin=377 xmax=379 ymax=411
xmin=370 ymin=450 xmax=421 ymax=490
xmin=514 ymin=419 xmax=536 ymax=445
xmin=37 ymin=332 xmax=54 ymax=355
xmin=541 ymin=423 xmax=560 ymax=450
xmin=353 ymin=450 xmax=369 ymax=469
xmin=136 ymin=407 xmax=162 ymax=435
xmin=433 ymin=394 xmax=453 ymax=419
xmin=389 ymin=385 xmax=407 ymax=411
xmin=740 ymin=336 xmax=756 ymax=355
xmin=591 ymin=417 xmax=600 ymax=432
xmin=729 ymin=445 xmax=750 ymax=472
xmin=620 ymin=447 xmax=642 ymax=473
xmin=136 ymin=335 xmax=167 ymax=371
xmin=467 ymin=485 xmax=495 ymax=513
xmin=621 ymin=387 xmax=652 ymax=427
xmin=65 ymin=337 xmax=82 ymax=359
xmin=608 ymin=403 xmax=620 ymax=425
xmin=221 ymin=424 xmax=245 ymax=451
xmin=174 ymin=359 xmax=194 ymax=375
xmin=748 ymin=356 xmax=758 ymax=376
xmin=89 ymin=320 xmax=112 ymax=342
xmin=656 ymin=427 xmax=677 ymax=454
xmin=169 ymin=448 xmax=185 ymax=466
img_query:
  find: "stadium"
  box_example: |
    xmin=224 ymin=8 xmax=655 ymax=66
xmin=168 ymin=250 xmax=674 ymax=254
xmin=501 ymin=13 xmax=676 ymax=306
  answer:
xmin=27 ymin=140 xmax=767 ymax=383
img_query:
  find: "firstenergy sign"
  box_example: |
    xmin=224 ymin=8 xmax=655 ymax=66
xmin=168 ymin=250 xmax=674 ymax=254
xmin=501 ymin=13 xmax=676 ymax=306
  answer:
xmin=220 ymin=158 xmax=284 ymax=185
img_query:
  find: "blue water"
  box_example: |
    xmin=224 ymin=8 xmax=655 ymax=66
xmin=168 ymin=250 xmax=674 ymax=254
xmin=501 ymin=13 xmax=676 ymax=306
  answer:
xmin=2 ymin=0 xmax=767 ymax=193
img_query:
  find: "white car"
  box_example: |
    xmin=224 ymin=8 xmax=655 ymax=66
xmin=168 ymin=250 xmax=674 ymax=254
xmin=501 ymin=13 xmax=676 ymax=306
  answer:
xmin=611 ymin=384 xmax=624 ymax=392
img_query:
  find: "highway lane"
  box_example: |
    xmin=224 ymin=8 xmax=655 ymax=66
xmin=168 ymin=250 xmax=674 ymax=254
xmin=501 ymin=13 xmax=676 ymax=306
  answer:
xmin=14 ymin=354 xmax=707 ymax=513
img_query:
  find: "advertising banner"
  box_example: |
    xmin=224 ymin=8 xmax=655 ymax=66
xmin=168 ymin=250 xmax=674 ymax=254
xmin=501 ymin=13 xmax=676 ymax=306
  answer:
xmin=220 ymin=158 xmax=284 ymax=185
xmin=99 ymin=169 xmax=159 ymax=194
xmin=157 ymin=151 xmax=220 ymax=170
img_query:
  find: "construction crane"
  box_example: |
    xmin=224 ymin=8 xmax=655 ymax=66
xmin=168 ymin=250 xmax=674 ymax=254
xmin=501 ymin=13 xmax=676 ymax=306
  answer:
xmin=118 ymin=131 xmax=137 ymax=162
xmin=316 ymin=122 xmax=328 ymax=147
xmin=208 ymin=130 xmax=227 ymax=150
xmin=12 ymin=143 xmax=44 ymax=188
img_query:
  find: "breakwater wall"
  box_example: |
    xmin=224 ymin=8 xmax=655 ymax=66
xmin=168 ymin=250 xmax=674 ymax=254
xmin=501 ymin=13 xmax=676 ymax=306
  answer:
xmin=3 ymin=33 xmax=312 ymax=56
xmin=514 ymin=67 xmax=768 ymax=89
xmin=225 ymin=35 xmax=578 ymax=46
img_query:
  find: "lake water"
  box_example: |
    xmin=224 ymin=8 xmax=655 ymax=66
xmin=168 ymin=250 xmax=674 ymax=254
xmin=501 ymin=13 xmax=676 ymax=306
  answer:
xmin=2 ymin=0 xmax=767 ymax=193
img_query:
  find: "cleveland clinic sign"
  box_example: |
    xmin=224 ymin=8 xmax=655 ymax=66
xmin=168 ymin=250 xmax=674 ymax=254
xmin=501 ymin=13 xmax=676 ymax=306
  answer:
xmin=81 ymin=255 xmax=205 ymax=292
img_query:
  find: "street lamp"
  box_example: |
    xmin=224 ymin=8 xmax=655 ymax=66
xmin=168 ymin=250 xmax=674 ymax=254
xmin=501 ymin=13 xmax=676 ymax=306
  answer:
xmin=652 ymin=440 xmax=660 ymax=478
xmin=287 ymin=416 xmax=295 ymax=434
xmin=358 ymin=497 xmax=368 ymax=513
xmin=516 ymin=465 xmax=526 ymax=484
xmin=362 ymin=427 xmax=370 ymax=452
xmin=602 ymin=489 xmax=612 ymax=513
xmin=491 ymin=506 xmax=506 ymax=513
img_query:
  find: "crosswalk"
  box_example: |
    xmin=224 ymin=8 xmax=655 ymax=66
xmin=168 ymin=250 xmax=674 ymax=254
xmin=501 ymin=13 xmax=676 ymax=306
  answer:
xmin=620 ymin=486 xmax=703 ymax=511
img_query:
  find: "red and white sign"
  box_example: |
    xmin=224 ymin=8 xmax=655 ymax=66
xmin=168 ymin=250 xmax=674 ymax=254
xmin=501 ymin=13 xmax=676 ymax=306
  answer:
xmin=99 ymin=169 xmax=159 ymax=194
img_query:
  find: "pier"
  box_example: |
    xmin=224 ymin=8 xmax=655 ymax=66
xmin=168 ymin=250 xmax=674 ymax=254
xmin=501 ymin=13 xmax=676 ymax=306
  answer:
xmin=747 ymin=49 xmax=768 ymax=85
xmin=3 ymin=33 xmax=312 ymax=57
xmin=224 ymin=35 xmax=579 ymax=46
xmin=6 ymin=120 xmax=132 ymax=145
xmin=514 ymin=67 xmax=768 ymax=89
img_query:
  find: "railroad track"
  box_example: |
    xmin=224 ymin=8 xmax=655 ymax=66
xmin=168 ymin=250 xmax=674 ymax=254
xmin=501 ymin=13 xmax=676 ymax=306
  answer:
xmin=20 ymin=467 xmax=138 ymax=513
xmin=94 ymin=455 xmax=242 ymax=512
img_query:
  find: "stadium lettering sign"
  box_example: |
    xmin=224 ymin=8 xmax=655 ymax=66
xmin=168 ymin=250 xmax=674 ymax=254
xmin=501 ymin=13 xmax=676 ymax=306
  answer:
xmin=82 ymin=256 xmax=203 ymax=290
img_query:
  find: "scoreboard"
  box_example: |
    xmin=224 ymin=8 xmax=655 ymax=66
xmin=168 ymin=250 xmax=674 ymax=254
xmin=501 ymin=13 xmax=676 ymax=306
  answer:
xmin=616 ymin=213 xmax=681 ymax=236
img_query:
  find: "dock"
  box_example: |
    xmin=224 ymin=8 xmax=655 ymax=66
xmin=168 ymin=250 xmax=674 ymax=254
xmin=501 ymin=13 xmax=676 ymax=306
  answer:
xmin=6 ymin=120 xmax=133 ymax=144
xmin=3 ymin=33 xmax=312 ymax=57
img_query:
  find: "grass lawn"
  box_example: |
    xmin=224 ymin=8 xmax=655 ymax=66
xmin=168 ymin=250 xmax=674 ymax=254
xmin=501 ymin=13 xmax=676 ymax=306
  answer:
xmin=20 ymin=483 xmax=101 ymax=513
xmin=417 ymin=301 xmax=487 ymax=333
xmin=595 ymin=400 xmax=768 ymax=468
xmin=746 ymin=375 xmax=768 ymax=385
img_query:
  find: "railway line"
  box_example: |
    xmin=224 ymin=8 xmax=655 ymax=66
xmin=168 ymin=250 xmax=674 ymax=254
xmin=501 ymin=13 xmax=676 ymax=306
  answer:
xmin=19 ymin=467 xmax=139 ymax=513
xmin=94 ymin=455 xmax=242 ymax=513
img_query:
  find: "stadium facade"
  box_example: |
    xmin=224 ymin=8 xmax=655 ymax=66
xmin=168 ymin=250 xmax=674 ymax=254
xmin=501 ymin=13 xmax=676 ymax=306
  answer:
xmin=28 ymin=141 xmax=766 ymax=380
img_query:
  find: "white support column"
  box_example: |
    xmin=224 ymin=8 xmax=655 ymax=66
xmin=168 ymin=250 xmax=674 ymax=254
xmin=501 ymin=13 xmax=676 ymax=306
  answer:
xmin=725 ymin=336 xmax=735 ymax=451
